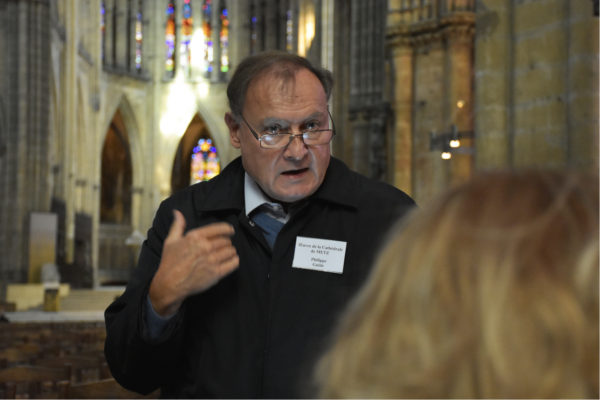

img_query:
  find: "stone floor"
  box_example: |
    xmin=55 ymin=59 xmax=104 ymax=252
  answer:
xmin=2 ymin=286 xmax=124 ymax=323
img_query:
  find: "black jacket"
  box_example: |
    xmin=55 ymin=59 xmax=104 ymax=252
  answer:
xmin=104 ymin=156 xmax=415 ymax=398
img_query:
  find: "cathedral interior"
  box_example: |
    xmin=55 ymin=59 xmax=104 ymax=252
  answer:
xmin=0 ymin=0 xmax=598 ymax=299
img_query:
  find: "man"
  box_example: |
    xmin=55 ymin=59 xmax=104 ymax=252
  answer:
xmin=104 ymin=51 xmax=415 ymax=398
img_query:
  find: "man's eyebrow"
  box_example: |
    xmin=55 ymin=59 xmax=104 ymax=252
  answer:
xmin=260 ymin=112 xmax=325 ymax=127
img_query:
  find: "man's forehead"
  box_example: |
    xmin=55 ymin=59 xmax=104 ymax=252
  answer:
xmin=260 ymin=111 xmax=326 ymax=126
xmin=249 ymin=67 xmax=320 ymax=92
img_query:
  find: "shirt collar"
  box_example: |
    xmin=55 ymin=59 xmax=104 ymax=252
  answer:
xmin=244 ymin=173 xmax=288 ymax=222
xmin=193 ymin=156 xmax=358 ymax=215
xmin=244 ymin=173 xmax=270 ymax=216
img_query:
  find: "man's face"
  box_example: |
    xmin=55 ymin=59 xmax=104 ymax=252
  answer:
xmin=226 ymin=68 xmax=331 ymax=203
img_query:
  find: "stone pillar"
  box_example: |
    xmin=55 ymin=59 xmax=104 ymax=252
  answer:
xmin=446 ymin=25 xmax=474 ymax=186
xmin=0 ymin=0 xmax=53 ymax=285
xmin=565 ymin=1 xmax=598 ymax=170
xmin=412 ymin=35 xmax=447 ymax=202
xmin=389 ymin=43 xmax=413 ymax=195
xmin=64 ymin=0 xmax=77 ymax=264
xmin=348 ymin=0 xmax=387 ymax=179
xmin=474 ymin=1 xmax=514 ymax=169
xmin=512 ymin=1 xmax=568 ymax=168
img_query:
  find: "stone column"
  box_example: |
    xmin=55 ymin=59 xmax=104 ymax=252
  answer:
xmin=474 ymin=0 xmax=513 ymax=169
xmin=389 ymin=43 xmax=413 ymax=194
xmin=0 ymin=0 xmax=53 ymax=284
xmin=348 ymin=0 xmax=387 ymax=179
xmin=566 ymin=0 xmax=599 ymax=170
xmin=412 ymin=33 xmax=447 ymax=202
xmin=446 ymin=24 xmax=474 ymax=186
xmin=64 ymin=0 xmax=77 ymax=264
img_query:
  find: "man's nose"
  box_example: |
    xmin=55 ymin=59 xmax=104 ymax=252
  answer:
xmin=283 ymin=134 xmax=308 ymax=160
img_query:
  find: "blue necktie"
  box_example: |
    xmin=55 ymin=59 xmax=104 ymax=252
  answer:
xmin=252 ymin=207 xmax=285 ymax=248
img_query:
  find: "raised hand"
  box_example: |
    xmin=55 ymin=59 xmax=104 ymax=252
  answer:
xmin=148 ymin=210 xmax=239 ymax=317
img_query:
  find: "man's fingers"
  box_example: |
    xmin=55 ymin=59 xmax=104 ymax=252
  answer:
xmin=188 ymin=222 xmax=235 ymax=240
xmin=167 ymin=210 xmax=186 ymax=241
xmin=218 ymin=253 xmax=240 ymax=278
xmin=211 ymin=245 xmax=238 ymax=265
xmin=208 ymin=237 xmax=234 ymax=251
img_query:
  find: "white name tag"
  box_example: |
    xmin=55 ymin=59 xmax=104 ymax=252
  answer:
xmin=292 ymin=236 xmax=347 ymax=274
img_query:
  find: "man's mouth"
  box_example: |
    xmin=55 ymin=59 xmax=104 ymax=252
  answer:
xmin=281 ymin=168 xmax=309 ymax=176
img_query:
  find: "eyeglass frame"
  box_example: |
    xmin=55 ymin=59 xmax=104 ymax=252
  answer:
xmin=239 ymin=109 xmax=336 ymax=149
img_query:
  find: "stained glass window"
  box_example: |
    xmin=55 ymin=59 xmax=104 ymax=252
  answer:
xmin=100 ymin=1 xmax=106 ymax=62
xmin=203 ymin=0 xmax=214 ymax=77
xmin=249 ymin=3 xmax=257 ymax=54
xmin=219 ymin=2 xmax=229 ymax=75
xmin=112 ymin=2 xmax=118 ymax=64
xmin=135 ymin=0 xmax=143 ymax=71
xmin=191 ymin=139 xmax=220 ymax=183
xmin=286 ymin=8 xmax=293 ymax=51
xmin=165 ymin=1 xmax=176 ymax=76
xmin=181 ymin=0 xmax=193 ymax=77
xmin=127 ymin=0 xmax=133 ymax=69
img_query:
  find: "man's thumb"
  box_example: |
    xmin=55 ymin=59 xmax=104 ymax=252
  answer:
xmin=168 ymin=209 xmax=186 ymax=239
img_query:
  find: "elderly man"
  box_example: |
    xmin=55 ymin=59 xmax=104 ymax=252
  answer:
xmin=104 ymin=51 xmax=415 ymax=398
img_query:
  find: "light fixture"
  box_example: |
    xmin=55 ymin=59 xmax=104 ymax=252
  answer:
xmin=449 ymin=138 xmax=461 ymax=148
xmin=429 ymin=125 xmax=474 ymax=160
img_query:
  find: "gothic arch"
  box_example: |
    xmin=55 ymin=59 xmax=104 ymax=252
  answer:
xmin=171 ymin=112 xmax=222 ymax=193
xmin=98 ymin=95 xmax=142 ymax=285
xmin=100 ymin=108 xmax=132 ymax=224
xmin=195 ymin=101 xmax=234 ymax=164
xmin=102 ymin=95 xmax=144 ymax=208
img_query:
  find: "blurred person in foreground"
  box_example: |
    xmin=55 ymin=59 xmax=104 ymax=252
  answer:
xmin=316 ymin=170 xmax=598 ymax=399
xmin=103 ymin=51 xmax=415 ymax=398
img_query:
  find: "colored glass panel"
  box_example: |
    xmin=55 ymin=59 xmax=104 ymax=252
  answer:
xmin=203 ymin=0 xmax=214 ymax=76
xmin=190 ymin=139 xmax=221 ymax=183
xmin=220 ymin=3 xmax=229 ymax=73
xmin=286 ymin=9 xmax=293 ymax=51
xmin=135 ymin=0 xmax=143 ymax=70
xmin=181 ymin=0 xmax=193 ymax=77
xmin=249 ymin=3 xmax=257 ymax=54
xmin=100 ymin=1 xmax=106 ymax=62
xmin=165 ymin=1 xmax=176 ymax=74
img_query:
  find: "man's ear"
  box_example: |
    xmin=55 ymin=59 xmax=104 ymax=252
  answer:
xmin=225 ymin=112 xmax=241 ymax=149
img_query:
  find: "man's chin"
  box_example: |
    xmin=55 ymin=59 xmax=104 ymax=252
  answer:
xmin=270 ymin=188 xmax=316 ymax=204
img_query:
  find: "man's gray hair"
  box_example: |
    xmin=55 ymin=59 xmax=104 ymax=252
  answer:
xmin=226 ymin=51 xmax=334 ymax=118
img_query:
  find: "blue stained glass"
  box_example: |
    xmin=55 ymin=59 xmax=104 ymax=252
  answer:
xmin=191 ymin=138 xmax=221 ymax=183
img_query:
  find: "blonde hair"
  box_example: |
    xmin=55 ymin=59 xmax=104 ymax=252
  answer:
xmin=316 ymin=170 xmax=599 ymax=398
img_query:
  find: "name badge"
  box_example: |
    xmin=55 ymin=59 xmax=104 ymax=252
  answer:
xmin=292 ymin=236 xmax=347 ymax=274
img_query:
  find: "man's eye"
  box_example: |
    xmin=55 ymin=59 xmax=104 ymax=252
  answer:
xmin=304 ymin=121 xmax=320 ymax=131
xmin=263 ymin=126 xmax=282 ymax=135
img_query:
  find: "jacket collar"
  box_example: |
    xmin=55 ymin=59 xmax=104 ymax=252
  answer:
xmin=193 ymin=156 xmax=359 ymax=214
xmin=193 ymin=157 xmax=246 ymax=213
xmin=311 ymin=157 xmax=359 ymax=209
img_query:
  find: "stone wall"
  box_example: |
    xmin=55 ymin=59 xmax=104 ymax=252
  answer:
xmin=387 ymin=0 xmax=597 ymax=204
xmin=475 ymin=0 xmax=598 ymax=170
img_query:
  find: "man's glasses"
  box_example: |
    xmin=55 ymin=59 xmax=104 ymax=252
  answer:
xmin=240 ymin=110 xmax=336 ymax=149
